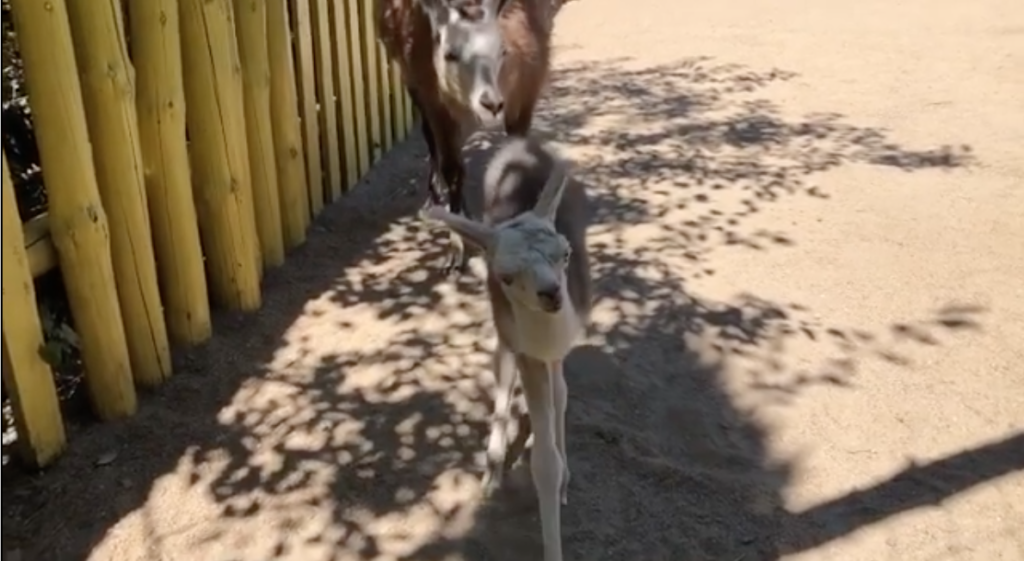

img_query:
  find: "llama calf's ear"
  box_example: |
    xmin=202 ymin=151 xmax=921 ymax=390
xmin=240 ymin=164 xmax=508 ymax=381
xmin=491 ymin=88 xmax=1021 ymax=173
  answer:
xmin=422 ymin=206 xmax=496 ymax=249
xmin=533 ymin=162 xmax=569 ymax=222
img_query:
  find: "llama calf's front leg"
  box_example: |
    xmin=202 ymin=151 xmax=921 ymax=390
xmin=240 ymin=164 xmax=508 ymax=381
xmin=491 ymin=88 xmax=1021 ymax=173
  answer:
xmin=482 ymin=342 xmax=518 ymax=497
xmin=444 ymin=221 xmax=468 ymax=276
xmin=421 ymin=168 xmax=468 ymax=276
xmin=519 ymin=356 xmax=564 ymax=561
xmin=551 ymin=359 xmax=570 ymax=505
xmin=504 ymin=410 xmax=533 ymax=475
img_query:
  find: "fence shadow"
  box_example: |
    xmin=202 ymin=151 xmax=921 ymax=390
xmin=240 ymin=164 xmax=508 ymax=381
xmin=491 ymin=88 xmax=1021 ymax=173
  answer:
xmin=1 ymin=138 xmax=484 ymax=559
xmin=2 ymin=55 xmax=1018 ymax=561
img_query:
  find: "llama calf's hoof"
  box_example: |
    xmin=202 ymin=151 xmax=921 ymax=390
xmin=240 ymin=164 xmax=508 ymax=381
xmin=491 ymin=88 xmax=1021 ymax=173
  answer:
xmin=442 ymin=257 xmax=468 ymax=278
xmin=418 ymin=201 xmax=444 ymax=222
xmin=480 ymin=470 xmax=503 ymax=499
xmin=442 ymin=246 xmax=469 ymax=277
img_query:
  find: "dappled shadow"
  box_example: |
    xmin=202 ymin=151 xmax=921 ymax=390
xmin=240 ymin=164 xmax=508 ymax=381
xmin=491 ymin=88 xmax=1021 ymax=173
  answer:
xmin=392 ymin=57 xmax=1010 ymax=560
xmin=1 ymin=140 xmax=498 ymax=559
xmin=530 ymin=57 xmax=970 ymax=281
xmin=3 ymin=52 xmax=1018 ymax=561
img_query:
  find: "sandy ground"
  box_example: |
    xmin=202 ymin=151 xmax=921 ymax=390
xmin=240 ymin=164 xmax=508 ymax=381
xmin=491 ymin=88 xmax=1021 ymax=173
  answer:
xmin=4 ymin=0 xmax=1024 ymax=559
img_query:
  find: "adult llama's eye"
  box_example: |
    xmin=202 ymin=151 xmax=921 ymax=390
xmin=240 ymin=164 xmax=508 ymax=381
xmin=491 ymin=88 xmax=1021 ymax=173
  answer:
xmin=444 ymin=49 xmax=459 ymax=63
xmin=499 ymin=274 xmax=515 ymax=286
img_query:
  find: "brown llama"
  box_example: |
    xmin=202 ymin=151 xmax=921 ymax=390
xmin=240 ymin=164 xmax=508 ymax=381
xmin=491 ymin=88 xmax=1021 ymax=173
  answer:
xmin=375 ymin=0 xmax=553 ymax=275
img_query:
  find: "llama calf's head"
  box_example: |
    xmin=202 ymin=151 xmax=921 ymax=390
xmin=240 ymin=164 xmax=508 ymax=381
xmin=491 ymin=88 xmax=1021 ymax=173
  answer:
xmin=424 ymin=164 xmax=571 ymax=314
xmin=418 ymin=0 xmax=512 ymax=125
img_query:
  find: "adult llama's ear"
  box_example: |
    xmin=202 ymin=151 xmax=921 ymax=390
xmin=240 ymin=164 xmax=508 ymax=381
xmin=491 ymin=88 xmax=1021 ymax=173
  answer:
xmin=417 ymin=0 xmax=454 ymax=33
xmin=485 ymin=0 xmax=513 ymax=19
xmin=533 ymin=161 xmax=569 ymax=222
xmin=421 ymin=206 xmax=496 ymax=250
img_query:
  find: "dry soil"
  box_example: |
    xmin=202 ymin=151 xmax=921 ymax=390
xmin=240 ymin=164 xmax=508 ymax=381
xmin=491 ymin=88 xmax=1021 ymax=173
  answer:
xmin=3 ymin=0 xmax=1023 ymax=559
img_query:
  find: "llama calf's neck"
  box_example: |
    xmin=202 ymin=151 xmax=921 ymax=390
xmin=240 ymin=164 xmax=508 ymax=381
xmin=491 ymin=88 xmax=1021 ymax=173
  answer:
xmin=503 ymin=287 xmax=584 ymax=362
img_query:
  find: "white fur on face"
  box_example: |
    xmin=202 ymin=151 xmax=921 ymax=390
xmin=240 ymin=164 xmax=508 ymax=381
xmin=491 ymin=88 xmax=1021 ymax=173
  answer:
xmin=432 ymin=13 xmax=506 ymax=124
xmin=490 ymin=214 xmax=572 ymax=312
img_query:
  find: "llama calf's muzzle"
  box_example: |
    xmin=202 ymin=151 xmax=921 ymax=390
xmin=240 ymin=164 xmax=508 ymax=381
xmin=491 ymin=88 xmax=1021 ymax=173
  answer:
xmin=537 ymin=287 xmax=563 ymax=312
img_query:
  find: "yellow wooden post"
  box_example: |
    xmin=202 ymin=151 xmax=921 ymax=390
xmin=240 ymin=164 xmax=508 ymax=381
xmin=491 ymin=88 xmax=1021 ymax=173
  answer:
xmin=405 ymin=89 xmax=415 ymax=132
xmin=268 ymin=0 xmax=309 ymax=248
xmin=288 ymin=0 xmax=323 ymax=218
xmin=390 ymin=63 xmax=407 ymax=141
xmin=377 ymin=42 xmax=394 ymax=151
xmin=128 ymin=0 xmax=212 ymax=346
xmin=9 ymin=0 xmax=137 ymax=420
xmin=345 ymin=0 xmax=370 ymax=177
xmin=395 ymin=73 xmax=407 ymax=136
xmin=234 ymin=0 xmax=285 ymax=267
xmin=310 ymin=0 xmax=342 ymax=204
xmin=65 ymin=0 xmax=173 ymax=387
xmin=358 ymin=0 xmax=383 ymax=162
xmin=329 ymin=0 xmax=359 ymax=191
xmin=23 ymin=213 xmax=58 ymax=278
xmin=180 ymin=0 xmax=263 ymax=310
xmin=2 ymin=152 xmax=67 ymax=467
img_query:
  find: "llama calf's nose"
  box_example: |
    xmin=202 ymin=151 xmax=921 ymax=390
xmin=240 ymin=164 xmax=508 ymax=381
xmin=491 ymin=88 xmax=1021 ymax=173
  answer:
xmin=479 ymin=93 xmax=504 ymax=117
xmin=537 ymin=287 xmax=562 ymax=311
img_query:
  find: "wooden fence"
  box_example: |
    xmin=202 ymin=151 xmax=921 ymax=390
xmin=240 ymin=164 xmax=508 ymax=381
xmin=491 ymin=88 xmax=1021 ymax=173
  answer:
xmin=1 ymin=0 xmax=416 ymax=468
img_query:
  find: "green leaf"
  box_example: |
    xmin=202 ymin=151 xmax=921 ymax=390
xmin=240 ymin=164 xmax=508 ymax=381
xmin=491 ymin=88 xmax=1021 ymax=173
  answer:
xmin=38 ymin=341 xmax=64 ymax=368
xmin=56 ymin=323 xmax=80 ymax=347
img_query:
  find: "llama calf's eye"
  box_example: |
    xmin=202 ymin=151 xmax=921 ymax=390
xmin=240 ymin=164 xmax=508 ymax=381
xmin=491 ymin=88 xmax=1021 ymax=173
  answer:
xmin=562 ymin=248 xmax=572 ymax=262
xmin=499 ymin=274 xmax=515 ymax=286
xmin=444 ymin=50 xmax=459 ymax=63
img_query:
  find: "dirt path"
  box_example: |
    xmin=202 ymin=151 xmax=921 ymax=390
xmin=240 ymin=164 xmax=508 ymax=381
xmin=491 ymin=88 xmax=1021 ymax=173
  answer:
xmin=4 ymin=0 xmax=1024 ymax=559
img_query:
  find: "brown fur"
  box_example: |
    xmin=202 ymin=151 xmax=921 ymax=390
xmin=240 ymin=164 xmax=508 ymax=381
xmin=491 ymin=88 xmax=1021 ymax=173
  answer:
xmin=375 ymin=0 xmax=551 ymax=133
xmin=375 ymin=0 xmax=553 ymax=274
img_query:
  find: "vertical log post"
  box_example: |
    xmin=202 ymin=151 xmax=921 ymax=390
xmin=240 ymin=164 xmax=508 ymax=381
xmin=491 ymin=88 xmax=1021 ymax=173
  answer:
xmin=128 ymin=0 xmax=213 ymax=346
xmin=390 ymin=64 xmax=407 ymax=141
xmin=310 ymin=0 xmax=342 ymax=204
xmin=404 ymin=86 xmax=415 ymax=130
xmin=233 ymin=0 xmax=285 ymax=267
xmin=65 ymin=0 xmax=173 ymax=387
xmin=357 ymin=0 xmax=383 ymax=163
xmin=180 ymin=0 xmax=263 ymax=311
xmin=2 ymin=151 xmax=67 ymax=467
xmin=9 ymin=0 xmax=137 ymax=419
xmin=288 ymin=0 xmax=323 ymax=218
xmin=267 ymin=0 xmax=310 ymax=249
xmin=329 ymin=0 xmax=359 ymax=191
xmin=377 ymin=42 xmax=394 ymax=151
xmin=344 ymin=0 xmax=370 ymax=177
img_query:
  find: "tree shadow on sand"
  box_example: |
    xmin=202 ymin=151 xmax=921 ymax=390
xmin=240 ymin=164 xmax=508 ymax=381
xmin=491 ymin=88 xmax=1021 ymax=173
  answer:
xmin=2 ymin=56 xmax=1020 ymax=561
xmin=396 ymin=56 xmax=1015 ymax=560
